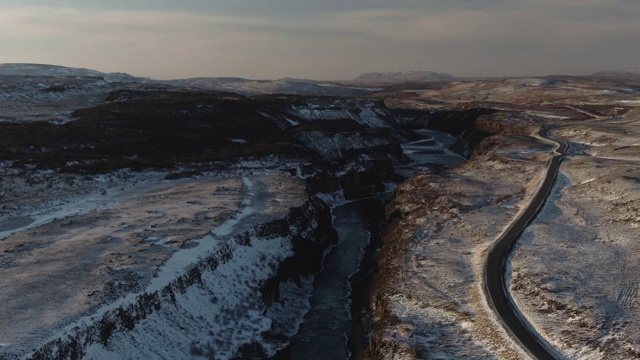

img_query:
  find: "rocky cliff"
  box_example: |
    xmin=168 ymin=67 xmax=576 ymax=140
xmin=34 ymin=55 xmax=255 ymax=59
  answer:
xmin=27 ymin=196 xmax=336 ymax=360
xmin=1 ymin=76 xmax=512 ymax=359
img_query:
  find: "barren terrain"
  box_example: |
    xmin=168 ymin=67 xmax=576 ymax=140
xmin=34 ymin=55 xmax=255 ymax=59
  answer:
xmin=2 ymin=64 xmax=639 ymax=359
xmin=368 ymin=76 xmax=640 ymax=359
xmin=510 ymin=110 xmax=640 ymax=359
xmin=0 ymin=169 xmax=306 ymax=358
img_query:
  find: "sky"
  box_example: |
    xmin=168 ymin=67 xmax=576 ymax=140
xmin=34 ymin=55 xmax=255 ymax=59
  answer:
xmin=0 ymin=0 xmax=638 ymax=80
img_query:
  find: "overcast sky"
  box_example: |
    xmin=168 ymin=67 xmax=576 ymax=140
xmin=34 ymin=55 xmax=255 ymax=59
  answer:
xmin=0 ymin=1 xmax=638 ymax=80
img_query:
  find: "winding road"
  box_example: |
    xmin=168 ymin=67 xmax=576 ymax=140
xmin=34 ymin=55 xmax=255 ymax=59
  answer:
xmin=484 ymin=127 xmax=567 ymax=360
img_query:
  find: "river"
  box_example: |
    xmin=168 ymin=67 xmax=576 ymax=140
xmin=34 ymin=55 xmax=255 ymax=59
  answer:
xmin=290 ymin=199 xmax=373 ymax=359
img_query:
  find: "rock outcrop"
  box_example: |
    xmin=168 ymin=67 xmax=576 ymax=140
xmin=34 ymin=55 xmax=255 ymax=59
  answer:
xmin=27 ymin=196 xmax=336 ymax=360
xmin=0 ymin=90 xmax=410 ymax=174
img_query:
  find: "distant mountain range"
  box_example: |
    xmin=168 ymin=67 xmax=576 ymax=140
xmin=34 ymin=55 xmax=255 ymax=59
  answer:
xmin=590 ymin=70 xmax=640 ymax=79
xmin=8 ymin=63 xmax=640 ymax=92
xmin=164 ymin=77 xmax=371 ymax=96
xmin=0 ymin=63 xmax=375 ymax=96
xmin=353 ymin=71 xmax=455 ymax=83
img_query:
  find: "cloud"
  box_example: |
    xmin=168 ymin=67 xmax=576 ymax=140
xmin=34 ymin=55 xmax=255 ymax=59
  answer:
xmin=0 ymin=2 xmax=638 ymax=79
xmin=0 ymin=6 xmax=274 ymax=76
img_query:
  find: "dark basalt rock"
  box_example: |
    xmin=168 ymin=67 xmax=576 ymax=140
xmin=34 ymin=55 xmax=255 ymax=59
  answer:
xmin=394 ymin=106 xmax=498 ymax=158
xmin=0 ymin=89 xmax=411 ymax=174
xmin=340 ymin=159 xmax=401 ymax=199
xmin=259 ymin=196 xmax=338 ymax=306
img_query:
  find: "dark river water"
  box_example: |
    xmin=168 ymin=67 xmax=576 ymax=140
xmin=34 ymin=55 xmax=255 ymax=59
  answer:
xmin=290 ymin=200 xmax=371 ymax=359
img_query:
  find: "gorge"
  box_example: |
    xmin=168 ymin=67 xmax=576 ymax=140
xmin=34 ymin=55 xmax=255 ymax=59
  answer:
xmin=2 ymin=64 xmax=640 ymax=359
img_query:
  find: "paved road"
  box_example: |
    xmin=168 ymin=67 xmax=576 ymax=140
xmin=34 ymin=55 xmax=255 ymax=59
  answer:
xmin=484 ymin=127 xmax=567 ymax=360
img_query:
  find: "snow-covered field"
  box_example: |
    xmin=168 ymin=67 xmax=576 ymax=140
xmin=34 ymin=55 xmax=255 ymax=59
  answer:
xmin=0 ymin=73 xmax=128 ymax=124
xmin=371 ymin=95 xmax=640 ymax=358
xmin=371 ymin=132 xmax=554 ymax=359
xmin=510 ymin=113 xmax=640 ymax=359
xmin=0 ymin=168 xmax=311 ymax=359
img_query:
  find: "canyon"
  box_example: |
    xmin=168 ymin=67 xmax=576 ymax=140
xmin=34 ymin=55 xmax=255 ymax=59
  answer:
xmin=1 ymin=65 xmax=639 ymax=359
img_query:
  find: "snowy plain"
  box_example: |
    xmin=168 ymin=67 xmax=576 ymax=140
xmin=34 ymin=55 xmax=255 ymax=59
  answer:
xmin=370 ymin=81 xmax=640 ymax=359
xmin=510 ymin=112 xmax=640 ymax=359
xmin=0 ymin=169 xmax=310 ymax=359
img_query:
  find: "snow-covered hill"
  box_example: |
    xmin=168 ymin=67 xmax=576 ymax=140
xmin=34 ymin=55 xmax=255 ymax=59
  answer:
xmin=590 ymin=70 xmax=640 ymax=79
xmin=164 ymin=77 xmax=373 ymax=96
xmin=0 ymin=63 xmax=145 ymax=83
xmin=0 ymin=64 xmax=155 ymax=123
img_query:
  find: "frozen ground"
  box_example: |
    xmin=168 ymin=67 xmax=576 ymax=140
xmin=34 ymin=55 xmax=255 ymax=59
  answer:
xmin=3 ymin=64 xmax=639 ymax=359
xmin=0 ymin=168 xmax=306 ymax=359
xmin=371 ymin=131 xmax=555 ymax=359
xmin=509 ymin=110 xmax=640 ymax=359
xmin=0 ymin=73 xmax=128 ymax=124
xmin=372 ymin=93 xmax=640 ymax=358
